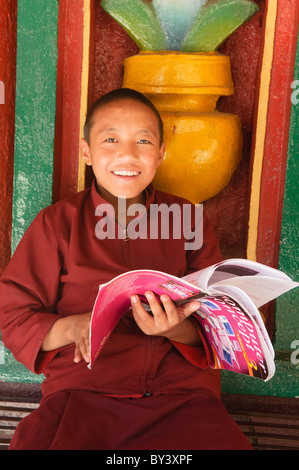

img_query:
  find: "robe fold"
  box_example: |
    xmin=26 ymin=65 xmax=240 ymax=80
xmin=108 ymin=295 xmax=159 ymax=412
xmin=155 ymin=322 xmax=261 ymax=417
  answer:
xmin=0 ymin=182 xmax=252 ymax=450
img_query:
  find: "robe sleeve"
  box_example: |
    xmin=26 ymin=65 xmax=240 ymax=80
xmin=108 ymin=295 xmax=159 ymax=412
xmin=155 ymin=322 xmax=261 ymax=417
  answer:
xmin=171 ymin=318 xmax=211 ymax=369
xmin=0 ymin=208 xmax=62 ymax=374
xmin=186 ymin=210 xmax=222 ymax=274
xmin=171 ymin=209 xmax=222 ymax=368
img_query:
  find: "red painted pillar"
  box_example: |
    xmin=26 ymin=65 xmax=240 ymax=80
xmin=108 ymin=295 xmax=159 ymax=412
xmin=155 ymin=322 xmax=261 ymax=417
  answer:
xmin=53 ymin=0 xmax=88 ymax=203
xmin=255 ymin=0 xmax=299 ymax=268
xmin=0 ymin=0 xmax=17 ymax=274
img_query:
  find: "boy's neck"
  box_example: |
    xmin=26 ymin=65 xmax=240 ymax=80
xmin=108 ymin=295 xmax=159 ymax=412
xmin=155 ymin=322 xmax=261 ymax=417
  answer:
xmin=95 ymin=182 xmax=147 ymax=226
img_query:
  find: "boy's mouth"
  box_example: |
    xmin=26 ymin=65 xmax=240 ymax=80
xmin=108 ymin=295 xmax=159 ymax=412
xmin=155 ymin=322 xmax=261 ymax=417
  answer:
xmin=112 ymin=170 xmax=141 ymax=177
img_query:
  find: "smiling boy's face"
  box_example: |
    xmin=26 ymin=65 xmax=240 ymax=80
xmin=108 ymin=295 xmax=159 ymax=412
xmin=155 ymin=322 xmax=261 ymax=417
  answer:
xmin=80 ymin=98 xmax=165 ymax=206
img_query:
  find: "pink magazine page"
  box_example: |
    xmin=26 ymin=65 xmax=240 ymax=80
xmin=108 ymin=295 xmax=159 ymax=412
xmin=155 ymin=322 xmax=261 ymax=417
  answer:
xmin=89 ymin=270 xmax=204 ymax=367
xmin=194 ymin=295 xmax=271 ymax=381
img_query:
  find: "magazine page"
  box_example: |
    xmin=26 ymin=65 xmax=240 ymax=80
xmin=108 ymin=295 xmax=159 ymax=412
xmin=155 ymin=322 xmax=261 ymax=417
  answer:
xmin=213 ymin=276 xmax=298 ymax=308
xmin=182 ymin=261 xmax=223 ymax=291
xmin=184 ymin=258 xmax=298 ymax=308
xmin=210 ymin=284 xmax=274 ymax=359
xmin=194 ymin=293 xmax=275 ymax=381
xmin=89 ymin=269 xmax=205 ymax=368
xmin=207 ymin=258 xmax=292 ymax=285
xmin=182 ymin=258 xmax=270 ymax=291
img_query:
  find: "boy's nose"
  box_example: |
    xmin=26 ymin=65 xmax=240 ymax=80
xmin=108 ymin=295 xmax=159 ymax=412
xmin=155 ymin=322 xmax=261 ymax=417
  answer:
xmin=118 ymin=142 xmax=139 ymax=160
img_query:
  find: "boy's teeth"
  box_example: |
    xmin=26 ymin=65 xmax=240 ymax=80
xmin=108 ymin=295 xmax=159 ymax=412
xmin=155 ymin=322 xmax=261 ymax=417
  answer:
xmin=113 ymin=170 xmax=140 ymax=176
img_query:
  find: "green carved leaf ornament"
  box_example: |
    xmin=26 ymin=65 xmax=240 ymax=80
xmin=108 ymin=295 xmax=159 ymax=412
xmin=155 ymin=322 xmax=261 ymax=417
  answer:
xmin=181 ymin=0 xmax=259 ymax=52
xmin=101 ymin=0 xmax=259 ymax=52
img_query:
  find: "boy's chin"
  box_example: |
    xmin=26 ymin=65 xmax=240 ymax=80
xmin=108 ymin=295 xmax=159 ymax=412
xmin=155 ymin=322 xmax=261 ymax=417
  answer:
xmin=96 ymin=183 xmax=146 ymax=204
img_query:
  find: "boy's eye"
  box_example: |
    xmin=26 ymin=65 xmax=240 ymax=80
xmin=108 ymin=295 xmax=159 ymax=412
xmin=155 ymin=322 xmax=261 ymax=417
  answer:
xmin=105 ymin=137 xmax=118 ymax=143
xmin=138 ymin=139 xmax=151 ymax=144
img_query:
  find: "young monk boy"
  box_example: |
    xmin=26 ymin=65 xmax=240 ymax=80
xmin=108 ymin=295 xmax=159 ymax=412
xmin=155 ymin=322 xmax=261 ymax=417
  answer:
xmin=0 ymin=88 xmax=252 ymax=450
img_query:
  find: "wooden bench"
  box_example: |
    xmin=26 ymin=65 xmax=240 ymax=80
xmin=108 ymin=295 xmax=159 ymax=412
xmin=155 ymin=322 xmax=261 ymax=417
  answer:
xmin=1 ymin=384 xmax=298 ymax=450
xmin=222 ymin=393 xmax=299 ymax=450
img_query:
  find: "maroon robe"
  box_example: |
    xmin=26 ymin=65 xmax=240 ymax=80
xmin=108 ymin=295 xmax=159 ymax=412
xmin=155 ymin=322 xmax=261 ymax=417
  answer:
xmin=0 ymin=182 xmax=252 ymax=450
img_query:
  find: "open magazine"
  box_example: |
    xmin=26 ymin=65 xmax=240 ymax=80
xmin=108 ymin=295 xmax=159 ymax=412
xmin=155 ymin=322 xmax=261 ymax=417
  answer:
xmin=88 ymin=258 xmax=298 ymax=381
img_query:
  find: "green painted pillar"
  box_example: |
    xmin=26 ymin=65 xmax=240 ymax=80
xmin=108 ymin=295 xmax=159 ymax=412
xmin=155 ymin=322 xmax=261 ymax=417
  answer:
xmin=273 ymin=36 xmax=299 ymax=397
xmin=221 ymin=36 xmax=299 ymax=398
xmin=0 ymin=0 xmax=59 ymax=383
xmin=11 ymin=0 xmax=58 ymax=253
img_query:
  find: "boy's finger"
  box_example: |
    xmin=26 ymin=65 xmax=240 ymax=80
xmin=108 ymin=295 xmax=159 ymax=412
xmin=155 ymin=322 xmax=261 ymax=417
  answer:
xmin=159 ymin=294 xmax=178 ymax=323
xmin=145 ymin=291 xmax=168 ymax=321
xmin=181 ymin=301 xmax=201 ymax=318
xmin=131 ymin=295 xmax=155 ymax=325
xmin=74 ymin=344 xmax=82 ymax=363
xmin=74 ymin=338 xmax=90 ymax=363
xmin=84 ymin=337 xmax=91 ymax=363
xmin=81 ymin=338 xmax=90 ymax=363
xmin=131 ymin=296 xmax=160 ymax=335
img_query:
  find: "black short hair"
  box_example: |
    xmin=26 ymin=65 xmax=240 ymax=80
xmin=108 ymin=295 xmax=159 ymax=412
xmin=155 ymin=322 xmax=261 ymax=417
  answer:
xmin=83 ymin=88 xmax=164 ymax=146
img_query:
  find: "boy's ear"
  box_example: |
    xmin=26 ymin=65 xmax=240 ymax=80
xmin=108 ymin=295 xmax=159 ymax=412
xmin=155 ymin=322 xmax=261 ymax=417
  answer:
xmin=80 ymin=138 xmax=92 ymax=166
xmin=158 ymin=142 xmax=165 ymax=166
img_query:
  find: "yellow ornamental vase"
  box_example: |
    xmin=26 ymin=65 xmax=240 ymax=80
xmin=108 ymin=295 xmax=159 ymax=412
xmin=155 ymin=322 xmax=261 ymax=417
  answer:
xmin=123 ymin=51 xmax=243 ymax=204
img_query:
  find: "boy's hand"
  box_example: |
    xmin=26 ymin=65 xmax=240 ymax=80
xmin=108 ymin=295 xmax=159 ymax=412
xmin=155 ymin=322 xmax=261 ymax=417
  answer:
xmin=131 ymin=291 xmax=202 ymax=346
xmin=72 ymin=312 xmax=92 ymax=363
xmin=41 ymin=311 xmax=92 ymax=364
